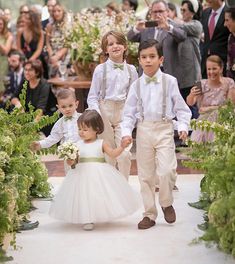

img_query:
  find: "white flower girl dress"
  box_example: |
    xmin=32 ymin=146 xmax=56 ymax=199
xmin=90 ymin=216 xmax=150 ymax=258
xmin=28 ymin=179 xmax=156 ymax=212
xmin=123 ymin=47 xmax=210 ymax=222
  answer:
xmin=49 ymin=139 xmax=140 ymax=223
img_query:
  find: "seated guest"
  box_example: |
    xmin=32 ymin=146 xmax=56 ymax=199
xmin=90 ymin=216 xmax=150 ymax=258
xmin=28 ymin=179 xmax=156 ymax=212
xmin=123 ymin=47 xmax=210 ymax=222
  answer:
xmin=46 ymin=3 xmax=69 ymax=78
xmin=187 ymin=55 xmax=235 ymax=142
xmin=0 ymin=50 xmax=25 ymax=108
xmin=11 ymin=59 xmax=57 ymax=135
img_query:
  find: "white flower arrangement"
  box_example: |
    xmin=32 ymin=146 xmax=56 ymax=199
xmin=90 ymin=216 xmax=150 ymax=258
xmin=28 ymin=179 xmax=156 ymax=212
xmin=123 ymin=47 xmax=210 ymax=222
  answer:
xmin=63 ymin=9 xmax=138 ymax=64
xmin=57 ymin=141 xmax=79 ymax=161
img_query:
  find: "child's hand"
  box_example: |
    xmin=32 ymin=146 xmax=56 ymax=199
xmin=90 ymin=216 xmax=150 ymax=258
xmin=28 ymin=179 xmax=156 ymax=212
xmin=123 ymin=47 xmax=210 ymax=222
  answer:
xmin=66 ymin=159 xmax=76 ymax=166
xmin=121 ymin=136 xmax=133 ymax=148
xmin=178 ymin=131 xmax=188 ymax=142
xmin=30 ymin=141 xmax=41 ymax=151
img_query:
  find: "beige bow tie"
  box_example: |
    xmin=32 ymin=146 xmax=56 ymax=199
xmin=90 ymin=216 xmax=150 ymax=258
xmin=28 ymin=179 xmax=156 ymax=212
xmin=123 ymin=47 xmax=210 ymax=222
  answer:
xmin=145 ymin=76 xmax=158 ymax=84
xmin=64 ymin=116 xmax=73 ymax=121
xmin=113 ymin=64 xmax=124 ymax=70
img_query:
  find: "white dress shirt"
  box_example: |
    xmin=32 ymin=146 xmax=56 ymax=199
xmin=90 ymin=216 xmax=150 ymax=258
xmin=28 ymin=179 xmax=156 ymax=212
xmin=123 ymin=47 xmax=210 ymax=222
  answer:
xmin=87 ymin=59 xmax=138 ymax=112
xmin=121 ymin=69 xmax=192 ymax=136
xmin=39 ymin=111 xmax=81 ymax=148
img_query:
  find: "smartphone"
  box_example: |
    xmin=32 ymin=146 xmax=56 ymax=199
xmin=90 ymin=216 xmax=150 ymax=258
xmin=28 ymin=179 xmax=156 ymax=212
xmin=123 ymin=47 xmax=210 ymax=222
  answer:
xmin=195 ymin=81 xmax=202 ymax=94
xmin=145 ymin=21 xmax=158 ymax=27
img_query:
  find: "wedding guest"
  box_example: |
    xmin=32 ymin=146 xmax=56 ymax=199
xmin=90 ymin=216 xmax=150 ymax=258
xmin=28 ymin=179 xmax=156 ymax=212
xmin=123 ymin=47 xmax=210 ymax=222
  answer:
xmin=187 ymin=55 xmax=235 ymax=142
xmin=87 ymin=31 xmax=138 ymax=180
xmin=200 ymin=0 xmax=229 ymax=78
xmin=121 ymin=39 xmax=191 ymax=229
xmin=0 ymin=15 xmax=13 ymax=94
xmin=16 ymin=10 xmax=47 ymax=78
xmin=11 ymin=60 xmax=56 ymax=135
xmin=0 ymin=50 xmax=25 ymax=108
xmin=127 ymin=0 xmax=187 ymax=83
xmin=122 ymin=0 xmax=138 ymax=12
xmin=177 ymin=0 xmax=203 ymax=119
xmin=168 ymin=2 xmax=182 ymax=24
xmin=42 ymin=0 xmax=58 ymax=30
xmin=46 ymin=3 xmax=69 ymax=78
xmin=224 ymin=8 xmax=235 ymax=80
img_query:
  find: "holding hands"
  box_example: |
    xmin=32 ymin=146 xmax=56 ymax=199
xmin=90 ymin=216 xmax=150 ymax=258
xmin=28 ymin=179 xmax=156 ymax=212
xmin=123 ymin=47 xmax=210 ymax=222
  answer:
xmin=121 ymin=136 xmax=133 ymax=149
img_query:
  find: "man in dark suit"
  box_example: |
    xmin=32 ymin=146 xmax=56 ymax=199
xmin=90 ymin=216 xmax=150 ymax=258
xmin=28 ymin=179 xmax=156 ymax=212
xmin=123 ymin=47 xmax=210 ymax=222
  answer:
xmin=127 ymin=0 xmax=187 ymax=84
xmin=200 ymin=0 xmax=230 ymax=78
xmin=41 ymin=0 xmax=57 ymax=30
xmin=8 ymin=50 xmax=25 ymax=95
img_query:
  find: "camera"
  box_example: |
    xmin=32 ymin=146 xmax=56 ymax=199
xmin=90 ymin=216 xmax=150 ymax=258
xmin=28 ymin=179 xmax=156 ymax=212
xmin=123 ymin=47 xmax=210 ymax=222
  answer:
xmin=194 ymin=81 xmax=202 ymax=93
xmin=145 ymin=21 xmax=158 ymax=27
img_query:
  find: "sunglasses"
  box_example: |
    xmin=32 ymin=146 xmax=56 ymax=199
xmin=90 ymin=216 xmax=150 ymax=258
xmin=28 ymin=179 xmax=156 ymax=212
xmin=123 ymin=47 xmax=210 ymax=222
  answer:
xmin=20 ymin=11 xmax=29 ymax=14
xmin=180 ymin=8 xmax=187 ymax=13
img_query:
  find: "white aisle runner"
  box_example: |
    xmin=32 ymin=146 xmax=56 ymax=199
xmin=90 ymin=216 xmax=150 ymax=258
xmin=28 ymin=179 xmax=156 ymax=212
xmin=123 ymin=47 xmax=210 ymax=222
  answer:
xmin=9 ymin=175 xmax=234 ymax=264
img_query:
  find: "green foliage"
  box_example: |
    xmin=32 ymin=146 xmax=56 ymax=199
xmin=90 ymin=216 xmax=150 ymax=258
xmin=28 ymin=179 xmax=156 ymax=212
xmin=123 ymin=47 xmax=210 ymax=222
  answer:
xmin=184 ymin=101 xmax=235 ymax=256
xmin=0 ymin=82 xmax=59 ymax=257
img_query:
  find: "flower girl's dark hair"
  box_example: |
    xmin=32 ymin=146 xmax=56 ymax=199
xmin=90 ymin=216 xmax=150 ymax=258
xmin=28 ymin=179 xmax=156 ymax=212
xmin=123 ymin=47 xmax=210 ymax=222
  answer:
xmin=78 ymin=110 xmax=104 ymax=134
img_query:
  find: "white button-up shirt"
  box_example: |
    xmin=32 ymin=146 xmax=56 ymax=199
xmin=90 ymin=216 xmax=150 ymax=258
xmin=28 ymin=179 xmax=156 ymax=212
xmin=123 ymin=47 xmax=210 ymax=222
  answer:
xmin=39 ymin=111 xmax=81 ymax=148
xmin=87 ymin=58 xmax=138 ymax=112
xmin=121 ymin=69 xmax=192 ymax=136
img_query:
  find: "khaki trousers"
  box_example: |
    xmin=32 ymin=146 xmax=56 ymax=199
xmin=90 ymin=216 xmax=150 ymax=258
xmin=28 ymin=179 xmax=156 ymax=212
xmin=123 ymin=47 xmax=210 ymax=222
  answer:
xmin=136 ymin=121 xmax=177 ymax=220
xmin=99 ymin=100 xmax=131 ymax=179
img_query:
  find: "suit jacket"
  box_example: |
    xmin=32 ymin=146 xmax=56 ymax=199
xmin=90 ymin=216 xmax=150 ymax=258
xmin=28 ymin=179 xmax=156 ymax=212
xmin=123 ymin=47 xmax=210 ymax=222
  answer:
xmin=200 ymin=7 xmax=230 ymax=78
xmin=127 ymin=22 xmax=187 ymax=86
xmin=6 ymin=70 xmax=24 ymax=96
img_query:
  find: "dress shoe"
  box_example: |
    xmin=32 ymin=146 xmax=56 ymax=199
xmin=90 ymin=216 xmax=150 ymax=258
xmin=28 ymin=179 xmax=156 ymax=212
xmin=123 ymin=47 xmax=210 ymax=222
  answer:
xmin=138 ymin=217 xmax=155 ymax=229
xmin=83 ymin=223 xmax=94 ymax=231
xmin=162 ymin=205 xmax=176 ymax=224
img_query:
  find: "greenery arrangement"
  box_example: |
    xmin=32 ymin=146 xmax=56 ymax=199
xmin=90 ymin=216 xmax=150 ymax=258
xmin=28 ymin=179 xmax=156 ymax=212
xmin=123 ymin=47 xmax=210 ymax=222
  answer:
xmin=0 ymin=82 xmax=59 ymax=261
xmin=184 ymin=101 xmax=235 ymax=257
xmin=63 ymin=9 xmax=139 ymax=65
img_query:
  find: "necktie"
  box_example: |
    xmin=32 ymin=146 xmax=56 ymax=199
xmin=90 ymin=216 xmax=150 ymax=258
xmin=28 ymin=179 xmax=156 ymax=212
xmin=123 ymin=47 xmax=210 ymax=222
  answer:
xmin=64 ymin=116 xmax=73 ymax=121
xmin=14 ymin=73 xmax=18 ymax=91
xmin=113 ymin=64 xmax=124 ymax=70
xmin=208 ymin=11 xmax=217 ymax=39
xmin=145 ymin=76 xmax=158 ymax=84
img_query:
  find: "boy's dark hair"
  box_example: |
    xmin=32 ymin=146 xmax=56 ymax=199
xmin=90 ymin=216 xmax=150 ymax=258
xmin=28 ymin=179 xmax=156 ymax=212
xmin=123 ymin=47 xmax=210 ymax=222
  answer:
xmin=56 ymin=88 xmax=76 ymax=101
xmin=138 ymin=39 xmax=163 ymax=57
xmin=78 ymin=110 xmax=104 ymax=135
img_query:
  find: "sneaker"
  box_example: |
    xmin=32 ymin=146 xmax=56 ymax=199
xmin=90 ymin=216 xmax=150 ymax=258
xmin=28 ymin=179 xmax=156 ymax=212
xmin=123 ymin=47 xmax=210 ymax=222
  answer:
xmin=162 ymin=205 xmax=176 ymax=224
xmin=83 ymin=223 xmax=94 ymax=231
xmin=138 ymin=217 xmax=155 ymax=229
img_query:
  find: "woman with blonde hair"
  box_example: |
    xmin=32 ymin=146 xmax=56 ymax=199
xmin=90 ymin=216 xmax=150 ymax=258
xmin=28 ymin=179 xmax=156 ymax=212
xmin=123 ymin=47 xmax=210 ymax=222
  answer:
xmin=0 ymin=15 xmax=13 ymax=93
xmin=46 ymin=3 xmax=69 ymax=77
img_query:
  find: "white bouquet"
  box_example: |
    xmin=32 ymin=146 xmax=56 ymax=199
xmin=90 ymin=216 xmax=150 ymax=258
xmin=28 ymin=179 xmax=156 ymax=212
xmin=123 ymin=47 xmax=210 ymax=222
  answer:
xmin=57 ymin=141 xmax=79 ymax=169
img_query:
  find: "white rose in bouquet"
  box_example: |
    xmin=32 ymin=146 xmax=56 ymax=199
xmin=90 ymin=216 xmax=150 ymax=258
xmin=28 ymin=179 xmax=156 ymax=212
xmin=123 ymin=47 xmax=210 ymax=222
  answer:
xmin=57 ymin=141 xmax=79 ymax=169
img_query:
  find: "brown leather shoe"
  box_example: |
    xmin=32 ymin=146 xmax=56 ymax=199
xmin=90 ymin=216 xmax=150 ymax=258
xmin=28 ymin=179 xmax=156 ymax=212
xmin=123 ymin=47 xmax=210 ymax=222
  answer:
xmin=162 ymin=205 xmax=176 ymax=224
xmin=155 ymin=187 xmax=159 ymax=192
xmin=138 ymin=217 xmax=156 ymax=229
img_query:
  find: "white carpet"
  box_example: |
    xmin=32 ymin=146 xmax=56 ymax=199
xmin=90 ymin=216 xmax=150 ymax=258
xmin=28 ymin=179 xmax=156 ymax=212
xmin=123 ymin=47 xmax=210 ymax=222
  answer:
xmin=8 ymin=175 xmax=234 ymax=264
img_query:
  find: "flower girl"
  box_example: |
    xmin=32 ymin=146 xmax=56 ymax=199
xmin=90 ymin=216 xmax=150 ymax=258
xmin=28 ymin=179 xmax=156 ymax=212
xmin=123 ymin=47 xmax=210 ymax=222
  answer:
xmin=49 ymin=110 xmax=140 ymax=230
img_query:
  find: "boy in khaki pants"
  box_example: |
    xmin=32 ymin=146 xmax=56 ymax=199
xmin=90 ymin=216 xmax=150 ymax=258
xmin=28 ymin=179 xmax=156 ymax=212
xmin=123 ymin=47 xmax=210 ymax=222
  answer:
xmin=121 ymin=39 xmax=191 ymax=229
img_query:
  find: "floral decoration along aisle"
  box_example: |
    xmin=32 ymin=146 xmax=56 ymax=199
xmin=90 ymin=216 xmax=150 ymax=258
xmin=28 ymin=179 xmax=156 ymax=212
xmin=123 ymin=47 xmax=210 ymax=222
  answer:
xmin=184 ymin=101 xmax=235 ymax=257
xmin=63 ymin=8 xmax=139 ymax=80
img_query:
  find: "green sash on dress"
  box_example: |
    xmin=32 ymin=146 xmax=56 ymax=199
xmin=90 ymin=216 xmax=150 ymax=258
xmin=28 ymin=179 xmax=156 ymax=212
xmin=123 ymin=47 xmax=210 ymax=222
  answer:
xmin=79 ymin=157 xmax=105 ymax=163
